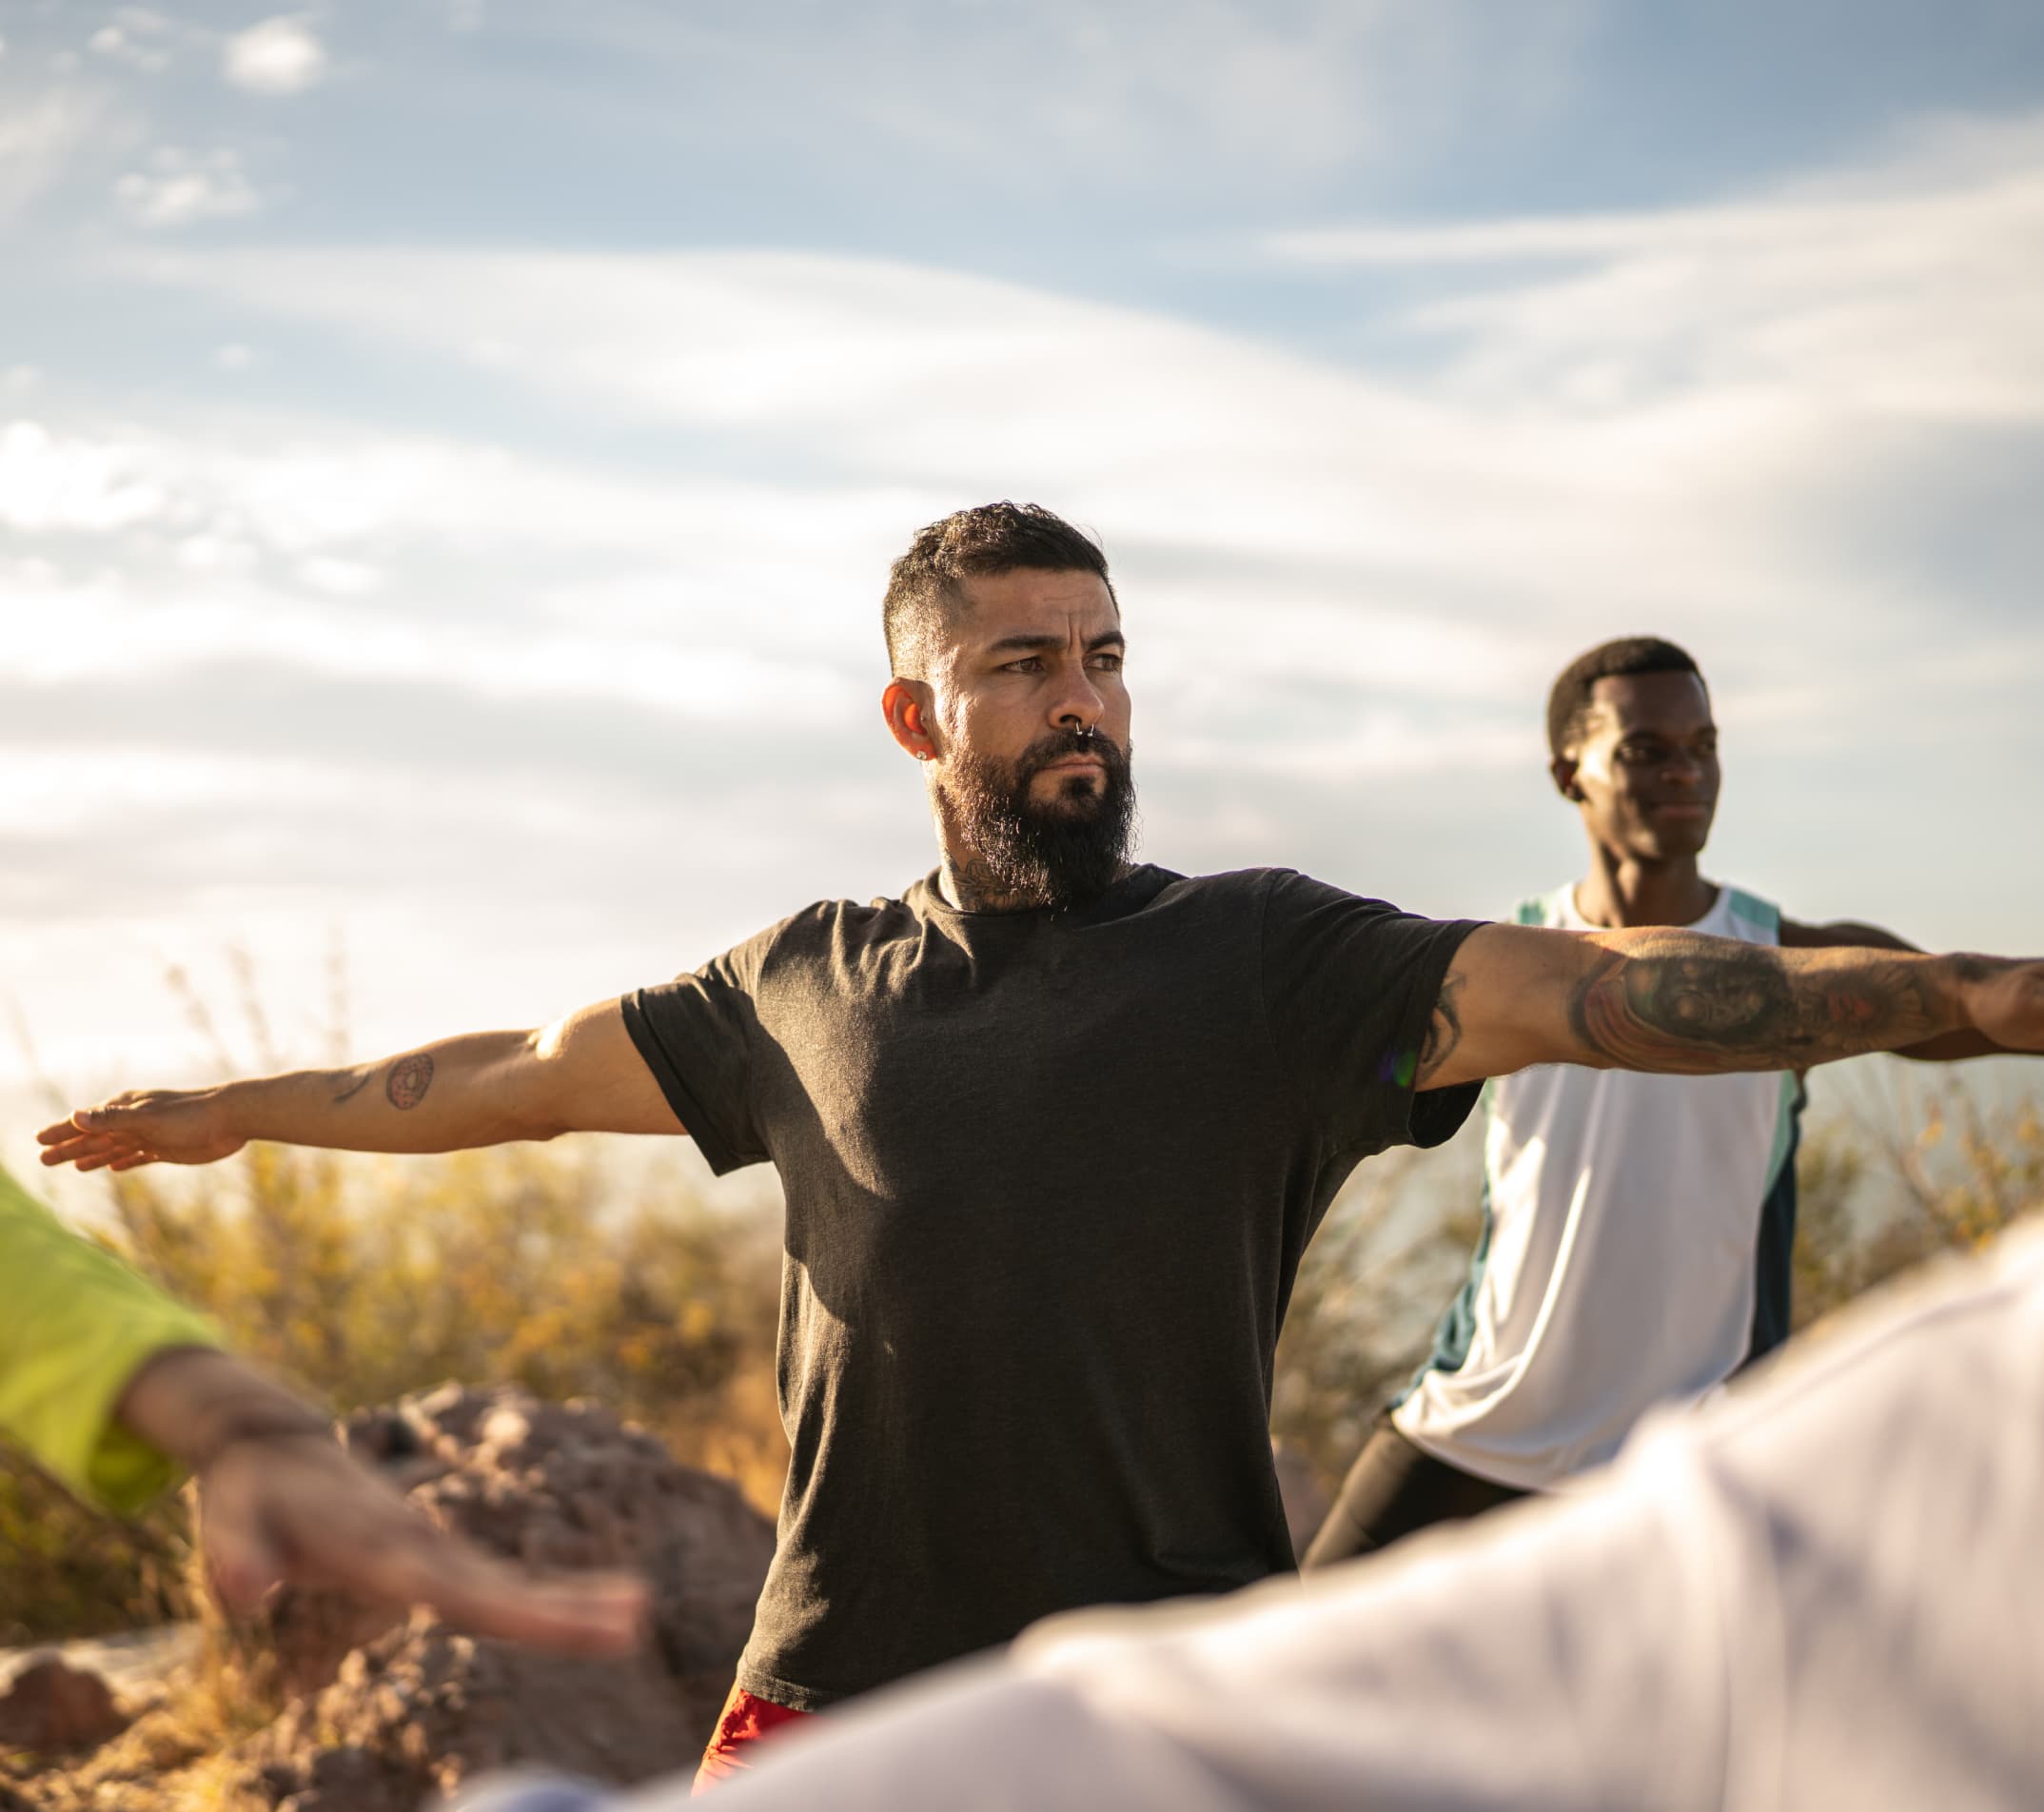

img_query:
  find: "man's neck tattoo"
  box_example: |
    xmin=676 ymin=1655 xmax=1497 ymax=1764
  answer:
xmin=942 ymin=847 xmax=1043 ymax=914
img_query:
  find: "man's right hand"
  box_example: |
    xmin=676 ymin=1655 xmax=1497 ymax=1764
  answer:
xmin=34 ymin=999 xmax=684 ymax=1173
xmin=38 ymin=1089 xmax=247 ymax=1172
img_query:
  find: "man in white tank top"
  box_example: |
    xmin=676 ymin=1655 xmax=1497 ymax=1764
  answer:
xmin=1306 ymin=637 xmax=2022 ymax=1564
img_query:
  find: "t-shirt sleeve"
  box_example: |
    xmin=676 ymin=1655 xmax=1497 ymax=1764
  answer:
xmin=0 ymin=1165 xmax=223 ymax=1517
xmin=1257 ymin=870 xmax=1485 ymax=1154
xmin=619 ymin=935 xmax=775 ymax=1176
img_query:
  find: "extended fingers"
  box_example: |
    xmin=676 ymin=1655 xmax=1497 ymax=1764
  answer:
xmin=38 ymin=1131 xmax=150 ymax=1170
xmin=283 ymin=1487 xmax=645 ymax=1654
xmin=365 ymin=1532 xmax=648 ymax=1655
xmin=36 ymin=1114 xmax=112 ymax=1151
xmin=201 ymin=1479 xmax=288 ymax=1612
xmin=237 ymin=1445 xmax=646 ymax=1656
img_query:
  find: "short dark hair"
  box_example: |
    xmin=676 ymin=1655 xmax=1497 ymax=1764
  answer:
xmin=883 ymin=502 xmax=1115 ymax=676
xmin=1547 ymin=636 xmax=1706 ymax=758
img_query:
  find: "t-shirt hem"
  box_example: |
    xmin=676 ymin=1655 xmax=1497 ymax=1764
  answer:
xmin=618 ymin=990 xmax=745 ymax=1175
xmin=734 ymin=1660 xmax=850 ymax=1715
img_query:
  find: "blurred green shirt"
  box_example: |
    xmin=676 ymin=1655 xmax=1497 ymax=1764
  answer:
xmin=0 ymin=1162 xmax=220 ymax=1514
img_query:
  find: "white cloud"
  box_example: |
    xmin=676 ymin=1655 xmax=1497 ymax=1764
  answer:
xmin=222 ymin=14 xmax=328 ymax=94
xmin=116 ymin=202 xmax=2030 ymax=658
xmin=0 ymin=565 xmax=867 ymax=730
xmin=1259 ymin=110 xmax=2044 ymax=427
xmin=213 ymin=343 xmax=257 ymax=371
xmin=114 ymin=147 xmax=263 ymax=227
xmin=0 ymin=407 xmax=917 ymax=590
xmin=132 ymin=106 xmax=2042 ymax=489
xmin=88 ymin=13 xmax=174 ymax=72
xmin=172 ymin=528 xmax=259 ymax=573
xmin=0 ymin=89 xmax=112 ymax=221
xmin=0 ymin=421 xmax=168 ymax=533
xmin=0 ymin=748 xmax=355 ymax=837
xmin=0 ymin=413 xmax=893 ymax=718
xmin=559 ymin=0 xmax=1583 ymax=196
xmin=296 ymin=554 xmax=380 ymax=595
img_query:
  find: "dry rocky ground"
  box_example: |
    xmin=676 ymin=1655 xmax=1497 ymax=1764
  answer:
xmin=0 ymin=1386 xmax=776 ymax=1811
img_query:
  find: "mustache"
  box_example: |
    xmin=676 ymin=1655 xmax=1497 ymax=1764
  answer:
xmin=1018 ymin=727 xmax=1128 ymax=774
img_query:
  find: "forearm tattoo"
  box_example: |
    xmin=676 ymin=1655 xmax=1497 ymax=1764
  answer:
xmin=1568 ymin=934 xmax=1951 ymax=1073
xmin=332 ymin=1054 xmax=438 ymax=1110
xmin=385 ymin=1054 xmax=436 ymax=1111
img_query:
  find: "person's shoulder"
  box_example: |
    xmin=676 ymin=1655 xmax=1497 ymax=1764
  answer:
xmin=1146 ymin=866 xmax=1327 ymax=922
xmin=1150 ymin=864 xmax=1276 ymax=901
xmin=1192 ymin=867 xmax=1412 ymax=916
xmin=763 ymin=891 xmax=921 ymax=953
xmin=1168 ymin=866 xmax=1360 ymax=896
xmin=676 ymin=895 xmax=916 ymax=988
xmin=1167 ymin=870 xmax=1458 ymax=941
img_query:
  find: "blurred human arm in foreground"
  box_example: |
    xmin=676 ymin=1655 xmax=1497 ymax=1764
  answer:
xmin=458 ymin=1219 xmax=2044 ymax=1812
xmin=34 ymin=998 xmax=681 ymax=1173
xmin=0 ymin=1165 xmax=645 ymax=1651
xmin=1411 ymin=920 xmax=2044 ymax=1091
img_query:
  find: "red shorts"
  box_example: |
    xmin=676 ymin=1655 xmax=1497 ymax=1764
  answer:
xmin=692 ymin=1683 xmax=813 ymax=1795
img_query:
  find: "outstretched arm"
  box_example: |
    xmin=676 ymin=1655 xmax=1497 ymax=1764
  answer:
xmin=1415 ymin=924 xmax=2043 ymax=1092
xmin=36 ymin=998 xmax=680 ymax=1172
xmin=0 ymin=1171 xmax=643 ymax=1649
xmin=1779 ymin=917 xmax=2016 ymax=1062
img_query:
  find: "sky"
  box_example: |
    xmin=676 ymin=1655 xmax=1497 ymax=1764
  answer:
xmin=3 ymin=0 xmax=2042 ymax=1191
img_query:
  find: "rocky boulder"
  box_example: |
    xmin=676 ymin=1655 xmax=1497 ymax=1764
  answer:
xmin=227 ymin=1384 xmax=776 ymax=1811
xmin=0 ymin=1656 xmax=130 ymax=1753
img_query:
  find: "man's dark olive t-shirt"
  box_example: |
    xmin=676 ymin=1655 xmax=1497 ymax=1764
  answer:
xmin=621 ymin=865 xmax=1482 ymax=1710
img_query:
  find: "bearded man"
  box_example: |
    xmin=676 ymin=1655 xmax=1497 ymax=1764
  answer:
xmin=41 ymin=504 xmax=2044 ymax=1787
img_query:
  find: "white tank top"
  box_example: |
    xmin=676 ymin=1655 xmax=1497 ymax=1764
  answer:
xmin=1392 ymin=882 xmax=1802 ymax=1490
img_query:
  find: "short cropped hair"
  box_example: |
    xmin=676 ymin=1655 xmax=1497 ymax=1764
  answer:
xmin=883 ymin=502 xmax=1115 ymax=677
xmin=1547 ymin=636 xmax=1706 ymax=758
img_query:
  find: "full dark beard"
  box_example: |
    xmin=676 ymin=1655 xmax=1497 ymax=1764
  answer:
xmin=943 ymin=729 xmax=1137 ymax=911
